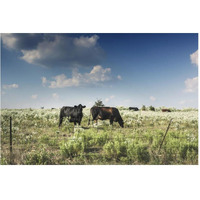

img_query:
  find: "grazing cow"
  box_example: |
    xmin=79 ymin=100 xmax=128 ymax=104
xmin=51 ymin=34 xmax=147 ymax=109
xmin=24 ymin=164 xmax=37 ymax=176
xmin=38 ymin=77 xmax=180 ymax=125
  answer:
xmin=59 ymin=104 xmax=86 ymax=127
xmin=41 ymin=107 xmax=44 ymax=109
xmin=88 ymin=106 xmax=124 ymax=128
xmin=129 ymin=107 xmax=139 ymax=111
xmin=162 ymin=109 xmax=171 ymax=112
xmin=51 ymin=108 xmax=55 ymax=110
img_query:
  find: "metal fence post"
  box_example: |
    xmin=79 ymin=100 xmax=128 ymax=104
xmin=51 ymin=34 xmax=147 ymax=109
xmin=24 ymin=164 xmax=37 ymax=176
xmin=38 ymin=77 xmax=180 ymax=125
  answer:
xmin=10 ymin=116 xmax=13 ymax=164
xmin=159 ymin=119 xmax=173 ymax=153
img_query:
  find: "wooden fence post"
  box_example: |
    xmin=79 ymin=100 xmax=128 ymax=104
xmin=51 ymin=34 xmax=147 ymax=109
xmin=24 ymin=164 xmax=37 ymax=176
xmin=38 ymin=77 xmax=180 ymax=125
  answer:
xmin=159 ymin=119 xmax=173 ymax=153
xmin=10 ymin=116 xmax=13 ymax=164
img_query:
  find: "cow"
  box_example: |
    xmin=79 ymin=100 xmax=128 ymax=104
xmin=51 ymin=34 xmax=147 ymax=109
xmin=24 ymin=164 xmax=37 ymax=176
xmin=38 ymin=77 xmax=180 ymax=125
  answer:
xmin=88 ymin=106 xmax=124 ymax=128
xmin=59 ymin=104 xmax=86 ymax=127
xmin=162 ymin=109 xmax=171 ymax=112
xmin=129 ymin=107 xmax=139 ymax=111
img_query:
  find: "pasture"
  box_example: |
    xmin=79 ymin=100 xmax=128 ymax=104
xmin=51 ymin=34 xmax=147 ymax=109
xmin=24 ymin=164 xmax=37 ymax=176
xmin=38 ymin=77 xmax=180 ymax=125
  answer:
xmin=0 ymin=108 xmax=198 ymax=165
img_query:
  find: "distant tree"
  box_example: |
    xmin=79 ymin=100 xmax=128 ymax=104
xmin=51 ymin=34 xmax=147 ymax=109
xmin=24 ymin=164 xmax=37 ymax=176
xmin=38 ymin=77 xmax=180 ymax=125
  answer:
xmin=141 ymin=105 xmax=146 ymax=111
xmin=149 ymin=105 xmax=155 ymax=111
xmin=94 ymin=99 xmax=105 ymax=107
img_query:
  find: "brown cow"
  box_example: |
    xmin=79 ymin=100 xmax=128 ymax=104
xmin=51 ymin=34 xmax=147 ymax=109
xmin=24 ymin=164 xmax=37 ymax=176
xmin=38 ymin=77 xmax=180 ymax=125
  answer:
xmin=162 ymin=109 xmax=171 ymax=112
xmin=88 ymin=106 xmax=124 ymax=127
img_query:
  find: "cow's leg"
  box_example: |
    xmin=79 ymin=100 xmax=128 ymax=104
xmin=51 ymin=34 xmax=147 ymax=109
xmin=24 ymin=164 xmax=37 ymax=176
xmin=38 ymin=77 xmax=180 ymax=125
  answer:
xmin=110 ymin=117 xmax=114 ymax=129
xmin=59 ymin=117 xmax=63 ymax=128
xmin=110 ymin=119 xmax=114 ymax=126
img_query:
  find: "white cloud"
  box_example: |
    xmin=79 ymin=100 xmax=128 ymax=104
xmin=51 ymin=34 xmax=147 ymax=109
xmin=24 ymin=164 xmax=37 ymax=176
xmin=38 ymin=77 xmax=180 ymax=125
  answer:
xmin=3 ymin=84 xmax=19 ymax=89
xmin=31 ymin=94 xmax=38 ymax=99
xmin=73 ymin=35 xmax=99 ymax=48
xmin=105 ymin=95 xmax=115 ymax=102
xmin=150 ymin=96 xmax=156 ymax=101
xmin=184 ymin=77 xmax=198 ymax=93
xmin=1 ymin=33 xmax=43 ymax=50
xmin=190 ymin=50 xmax=198 ymax=66
xmin=117 ymin=75 xmax=122 ymax=80
xmin=52 ymin=93 xmax=59 ymax=99
xmin=17 ymin=35 xmax=104 ymax=68
xmin=1 ymin=33 xmax=18 ymax=49
xmin=183 ymin=51 xmax=198 ymax=93
xmin=48 ymin=65 xmax=112 ymax=88
xmin=41 ymin=76 xmax=47 ymax=87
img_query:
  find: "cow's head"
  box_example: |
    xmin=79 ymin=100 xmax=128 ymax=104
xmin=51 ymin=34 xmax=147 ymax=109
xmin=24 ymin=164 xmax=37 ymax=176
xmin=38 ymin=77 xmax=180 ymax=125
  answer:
xmin=74 ymin=104 xmax=86 ymax=112
xmin=77 ymin=104 xmax=86 ymax=109
xmin=118 ymin=119 xmax=124 ymax=128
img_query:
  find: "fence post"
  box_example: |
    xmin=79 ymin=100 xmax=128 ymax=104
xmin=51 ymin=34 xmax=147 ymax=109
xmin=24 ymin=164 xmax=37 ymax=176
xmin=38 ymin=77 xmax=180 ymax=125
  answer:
xmin=159 ymin=119 xmax=173 ymax=153
xmin=10 ymin=116 xmax=13 ymax=164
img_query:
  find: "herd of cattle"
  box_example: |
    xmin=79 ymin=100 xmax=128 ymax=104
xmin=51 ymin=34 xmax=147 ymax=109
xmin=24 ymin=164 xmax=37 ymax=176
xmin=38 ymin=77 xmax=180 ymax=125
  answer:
xmin=58 ymin=104 xmax=171 ymax=128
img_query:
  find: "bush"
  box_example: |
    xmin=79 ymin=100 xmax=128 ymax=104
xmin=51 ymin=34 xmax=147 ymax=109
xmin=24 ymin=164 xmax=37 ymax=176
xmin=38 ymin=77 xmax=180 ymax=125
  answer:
xmin=179 ymin=143 xmax=198 ymax=160
xmin=25 ymin=149 xmax=54 ymax=165
xmin=141 ymin=105 xmax=146 ymax=111
xmin=103 ymin=140 xmax=127 ymax=160
xmin=60 ymin=139 xmax=85 ymax=158
xmin=127 ymin=142 xmax=150 ymax=164
xmin=94 ymin=99 xmax=104 ymax=107
xmin=149 ymin=105 xmax=155 ymax=111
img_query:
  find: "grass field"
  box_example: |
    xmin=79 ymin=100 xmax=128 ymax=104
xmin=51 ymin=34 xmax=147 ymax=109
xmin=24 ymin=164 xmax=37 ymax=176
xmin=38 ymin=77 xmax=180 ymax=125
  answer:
xmin=0 ymin=108 xmax=198 ymax=165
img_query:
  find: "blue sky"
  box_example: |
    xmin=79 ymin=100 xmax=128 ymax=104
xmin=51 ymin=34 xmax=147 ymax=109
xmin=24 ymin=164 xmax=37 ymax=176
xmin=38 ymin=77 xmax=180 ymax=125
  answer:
xmin=1 ymin=33 xmax=198 ymax=109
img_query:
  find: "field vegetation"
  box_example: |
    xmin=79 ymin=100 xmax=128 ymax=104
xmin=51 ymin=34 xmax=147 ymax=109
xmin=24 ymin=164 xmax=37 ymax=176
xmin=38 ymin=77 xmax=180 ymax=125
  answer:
xmin=0 ymin=107 xmax=198 ymax=165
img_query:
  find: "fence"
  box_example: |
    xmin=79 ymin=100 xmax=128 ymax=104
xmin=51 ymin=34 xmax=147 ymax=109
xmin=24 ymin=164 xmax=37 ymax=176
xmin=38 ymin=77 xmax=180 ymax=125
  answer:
xmin=1 ymin=116 xmax=198 ymax=165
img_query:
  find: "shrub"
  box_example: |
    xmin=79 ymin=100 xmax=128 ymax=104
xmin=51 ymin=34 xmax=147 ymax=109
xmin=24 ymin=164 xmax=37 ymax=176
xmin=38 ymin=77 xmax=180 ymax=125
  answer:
xmin=127 ymin=143 xmax=150 ymax=164
xmin=179 ymin=143 xmax=198 ymax=160
xmin=103 ymin=140 xmax=127 ymax=160
xmin=149 ymin=105 xmax=155 ymax=111
xmin=141 ymin=105 xmax=146 ymax=111
xmin=93 ymin=99 xmax=104 ymax=107
xmin=25 ymin=149 xmax=54 ymax=165
xmin=60 ymin=139 xmax=85 ymax=158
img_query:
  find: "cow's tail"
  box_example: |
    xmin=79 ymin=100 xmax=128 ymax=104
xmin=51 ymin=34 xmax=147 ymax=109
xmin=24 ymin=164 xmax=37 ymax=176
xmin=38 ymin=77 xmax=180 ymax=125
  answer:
xmin=59 ymin=108 xmax=63 ymax=128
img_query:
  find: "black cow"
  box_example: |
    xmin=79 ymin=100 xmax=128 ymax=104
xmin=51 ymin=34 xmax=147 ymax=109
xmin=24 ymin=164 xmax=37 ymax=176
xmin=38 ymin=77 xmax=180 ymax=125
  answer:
xmin=129 ymin=107 xmax=139 ymax=111
xmin=88 ymin=106 xmax=124 ymax=128
xmin=59 ymin=104 xmax=86 ymax=127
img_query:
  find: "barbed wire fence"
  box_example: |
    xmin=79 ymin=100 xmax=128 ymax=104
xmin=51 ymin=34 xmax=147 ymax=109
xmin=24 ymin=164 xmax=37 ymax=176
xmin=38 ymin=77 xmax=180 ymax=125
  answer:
xmin=1 ymin=116 xmax=198 ymax=164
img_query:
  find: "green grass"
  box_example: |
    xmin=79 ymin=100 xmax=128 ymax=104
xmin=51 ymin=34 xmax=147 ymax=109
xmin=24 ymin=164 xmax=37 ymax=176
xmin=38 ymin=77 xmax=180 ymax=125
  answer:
xmin=0 ymin=108 xmax=198 ymax=165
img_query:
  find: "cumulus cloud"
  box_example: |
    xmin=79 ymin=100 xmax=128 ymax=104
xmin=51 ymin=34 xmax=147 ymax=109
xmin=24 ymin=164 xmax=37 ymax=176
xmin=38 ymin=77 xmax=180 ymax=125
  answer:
xmin=41 ymin=76 xmax=47 ymax=87
xmin=3 ymin=84 xmax=19 ymax=89
xmin=150 ymin=96 xmax=156 ymax=101
xmin=45 ymin=65 xmax=112 ymax=88
xmin=31 ymin=94 xmax=38 ymax=99
xmin=74 ymin=35 xmax=99 ymax=48
xmin=52 ymin=93 xmax=59 ymax=100
xmin=184 ymin=77 xmax=198 ymax=93
xmin=190 ymin=50 xmax=198 ymax=66
xmin=105 ymin=95 xmax=115 ymax=102
xmin=117 ymin=75 xmax=122 ymax=80
xmin=2 ymin=34 xmax=104 ymax=68
xmin=1 ymin=33 xmax=44 ymax=50
xmin=184 ymin=50 xmax=198 ymax=93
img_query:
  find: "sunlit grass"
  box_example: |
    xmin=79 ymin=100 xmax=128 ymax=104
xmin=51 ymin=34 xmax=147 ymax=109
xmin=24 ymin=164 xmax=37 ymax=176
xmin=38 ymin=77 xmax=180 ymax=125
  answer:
xmin=0 ymin=108 xmax=198 ymax=165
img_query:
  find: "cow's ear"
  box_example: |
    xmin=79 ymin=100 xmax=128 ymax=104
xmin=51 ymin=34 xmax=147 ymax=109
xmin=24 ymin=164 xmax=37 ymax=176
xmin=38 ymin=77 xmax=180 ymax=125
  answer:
xmin=83 ymin=106 xmax=86 ymax=108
